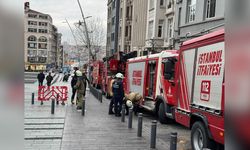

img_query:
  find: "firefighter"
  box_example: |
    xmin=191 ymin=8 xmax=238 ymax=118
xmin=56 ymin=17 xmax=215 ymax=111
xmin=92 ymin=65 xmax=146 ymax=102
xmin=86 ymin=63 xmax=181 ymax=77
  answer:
xmin=82 ymin=69 xmax=90 ymax=97
xmin=74 ymin=70 xmax=86 ymax=110
xmin=112 ymin=73 xmax=125 ymax=117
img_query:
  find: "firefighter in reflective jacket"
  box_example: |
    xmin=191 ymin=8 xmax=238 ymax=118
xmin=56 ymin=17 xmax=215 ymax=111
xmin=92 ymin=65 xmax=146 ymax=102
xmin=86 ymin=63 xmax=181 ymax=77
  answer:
xmin=112 ymin=73 xmax=124 ymax=117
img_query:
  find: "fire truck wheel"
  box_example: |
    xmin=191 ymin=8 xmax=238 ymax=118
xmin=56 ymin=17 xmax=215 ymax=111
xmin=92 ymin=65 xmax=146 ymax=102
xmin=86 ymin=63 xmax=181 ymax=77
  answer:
xmin=191 ymin=121 xmax=215 ymax=150
xmin=158 ymin=103 xmax=169 ymax=124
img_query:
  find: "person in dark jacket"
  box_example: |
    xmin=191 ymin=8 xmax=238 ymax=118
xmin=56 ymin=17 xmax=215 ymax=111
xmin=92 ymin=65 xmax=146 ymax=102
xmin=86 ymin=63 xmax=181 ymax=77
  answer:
xmin=71 ymin=72 xmax=78 ymax=105
xmin=37 ymin=71 xmax=45 ymax=86
xmin=112 ymin=73 xmax=125 ymax=117
xmin=82 ymin=70 xmax=90 ymax=97
xmin=46 ymin=72 xmax=53 ymax=86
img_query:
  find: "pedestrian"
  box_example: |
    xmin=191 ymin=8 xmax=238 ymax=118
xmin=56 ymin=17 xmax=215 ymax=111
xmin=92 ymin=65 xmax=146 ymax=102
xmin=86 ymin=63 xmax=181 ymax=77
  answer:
xmin=46 ymin=72 xmax=53 ymax=86
xmin=82 ymin=69 xmax=90 ymax=97
xmin=112 ymin=73 xmax=125 ymax=117
xmin=37 ymin=71 xmax=45 ymax=86
xmin=74 ymin=70 xmax=86 ymax=110
xmin=108 ymin=75 xmax=115 ymax=115
xmin=63 ymin=72 xmax=69 ymax=82
xmin=71 ymin=71 xmax=78 ymax=105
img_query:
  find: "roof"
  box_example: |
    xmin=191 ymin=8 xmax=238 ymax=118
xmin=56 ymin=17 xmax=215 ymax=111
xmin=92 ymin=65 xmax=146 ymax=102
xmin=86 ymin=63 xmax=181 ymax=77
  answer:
xmin=26 ymin=9 xmax=52 ymax=19
xmin=182 ymin=28 xmax=224 ymax=46
xmin=128 ymin=50 xmax=178 ymax=62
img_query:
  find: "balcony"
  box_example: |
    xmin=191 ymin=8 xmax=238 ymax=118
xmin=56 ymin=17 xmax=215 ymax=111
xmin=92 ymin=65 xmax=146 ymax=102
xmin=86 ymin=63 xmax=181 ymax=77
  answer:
xmin=165 ymin=6 xmax=174 ymax=16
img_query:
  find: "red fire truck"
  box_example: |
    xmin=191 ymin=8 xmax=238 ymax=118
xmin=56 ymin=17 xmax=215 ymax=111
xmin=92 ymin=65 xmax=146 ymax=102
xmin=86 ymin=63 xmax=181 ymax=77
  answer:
xmin=91 ymin=60 xmax=104 ymax=88
xmin=125 ymin=29 xmax=224 ymax=149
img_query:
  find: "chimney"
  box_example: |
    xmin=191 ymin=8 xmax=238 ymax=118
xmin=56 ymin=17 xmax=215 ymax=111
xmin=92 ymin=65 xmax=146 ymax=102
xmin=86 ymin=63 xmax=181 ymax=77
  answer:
xmin=24 ymin=2 xmax=30 ymax=11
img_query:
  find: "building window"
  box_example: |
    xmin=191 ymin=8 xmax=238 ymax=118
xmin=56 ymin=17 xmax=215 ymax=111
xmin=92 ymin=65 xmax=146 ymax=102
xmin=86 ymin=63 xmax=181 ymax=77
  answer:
xmin=167 ymin=18 xmax=173 ymax=40
xmin=28 ymin=43 xmax=37 ymax=49
xmin=149 ymin=0 xmax=155 ymax=10
xmin=111 ymin=33 xmax=115 ymax=41
xmin=38 ymin=50 xmax=47 ymax=56
xmin=28 ymin=14 xmax=37 ymax=18
xmin=125 ymin=26 xmax=129 ymax=37
xmin=167 ymin=0 xmax=172 ymax=8
xmin=112 ymin=1 xmax=115 ymax=9
xmin=112 ymin=17 xmax=115 ymax=25
xmin=126 ymin=6 xmax=130 ymax=18
xmin=148 ymin=21 xmax=154 ymax=38
xmin=120 ymin=8 xmax=123 ymax=19
xmin=158 ymin=20 xmax=164 ymax=38
xmin=205 ymin=0 xmax=216 ymax=19
xmin=39 ymin=22 xmax=48 ymax=26
xmin=28 ymin=21 xmax=37 ymax=25
xmin=160 ymin=0 xmax=165 ymax=6
xmin=39 ymin=15 xmax=48 ymax=19
xmin=178 ymin=7 xmax=182 ymax=35
xmin=28 ymin=50 xmax=37 ymax=56
xmin=186 ymin=0 xmax=196 ymax=23
xmin=38 ymin=43 xmax=47 ymax=49
xmin=38 ymin=36 xmax=47 ymax=42
xmin=158 ymin=26 xmax=163 ymax=37
xmin=28 ymin=28 xmax=37 ymax=33
xmin=38 ymin=29 xmax=48 ymax=33
xmin=28 ymin=36 xmax=37 ymax=41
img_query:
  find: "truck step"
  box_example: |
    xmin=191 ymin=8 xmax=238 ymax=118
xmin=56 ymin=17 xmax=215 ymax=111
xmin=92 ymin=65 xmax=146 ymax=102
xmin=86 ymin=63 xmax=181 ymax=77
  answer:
xmin=165 ymin=112 xmax=174 ymax=119
xmin=142 ymin=100 xmax=155 ymax=111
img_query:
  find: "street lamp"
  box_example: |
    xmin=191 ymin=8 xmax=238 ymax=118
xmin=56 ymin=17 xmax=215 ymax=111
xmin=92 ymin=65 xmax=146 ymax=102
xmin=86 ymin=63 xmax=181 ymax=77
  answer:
xmin=76 ymin=0 xmax=93 ymax=78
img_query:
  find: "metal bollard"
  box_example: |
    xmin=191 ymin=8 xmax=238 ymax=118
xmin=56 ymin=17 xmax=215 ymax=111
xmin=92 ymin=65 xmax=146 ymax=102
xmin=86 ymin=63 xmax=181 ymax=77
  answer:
xmin=121 ymin=104 xmax=125 ymax=122
xmin=150 ymin=120 xmax=157 ymax=148
xmin=56 ymin=94 xmax=59 ymax=105
xmin=128 ymin=108 xmax=133 ymax=128
xmin=137 ymin=113 xmax=143 ymax=137
xmin=170 ymin=132 xmax=177 ymax=150
xmin=31 ymin=93 xmax=34 ymax=105
xmin=51 ymin=99 xmax=55 ymax=114
xmin=82 ymin=98 xmax=85 ymax=116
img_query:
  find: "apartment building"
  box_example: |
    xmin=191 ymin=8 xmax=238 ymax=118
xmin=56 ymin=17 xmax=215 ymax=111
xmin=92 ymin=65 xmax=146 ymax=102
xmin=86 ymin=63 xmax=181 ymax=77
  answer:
xmin=119 ymin=0 xmax=148 ymax=55
xmin=24 ymin=2 xmax=62 ymax=71
xmin=145 ymin=0 xmax=167 ymax=53
xmin=106 ymin=0 xmax=120 ymax=58
xmin=174 ymin=0 xmax=225 ymax=48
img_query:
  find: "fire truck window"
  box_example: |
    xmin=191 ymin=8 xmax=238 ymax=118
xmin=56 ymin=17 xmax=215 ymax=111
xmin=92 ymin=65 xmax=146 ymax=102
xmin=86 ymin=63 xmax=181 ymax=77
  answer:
xmin=164 ymin=59 xmax=175 ymax=80
xmin=148 ymin=61 xmax=156 ymax=97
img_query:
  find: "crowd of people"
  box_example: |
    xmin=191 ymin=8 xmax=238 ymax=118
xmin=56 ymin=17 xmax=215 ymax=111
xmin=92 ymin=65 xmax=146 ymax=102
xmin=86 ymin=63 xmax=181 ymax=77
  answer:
xmin=37 ymin=68 xmax=141 ymax=113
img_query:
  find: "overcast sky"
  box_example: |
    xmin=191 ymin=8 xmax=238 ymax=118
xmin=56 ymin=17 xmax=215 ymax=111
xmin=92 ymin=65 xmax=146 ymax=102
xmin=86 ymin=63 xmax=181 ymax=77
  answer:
xmin=27 ymin=0 xmax=107 ymax=45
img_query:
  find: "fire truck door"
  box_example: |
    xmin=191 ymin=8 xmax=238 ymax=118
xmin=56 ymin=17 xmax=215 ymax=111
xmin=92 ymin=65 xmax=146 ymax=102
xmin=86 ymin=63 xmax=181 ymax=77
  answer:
xmin=147 ymin=61 xmax=156 ymax=97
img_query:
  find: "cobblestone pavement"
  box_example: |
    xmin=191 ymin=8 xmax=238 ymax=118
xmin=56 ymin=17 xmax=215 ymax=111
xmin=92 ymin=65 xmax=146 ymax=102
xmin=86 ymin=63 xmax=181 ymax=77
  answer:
xmin=25 ymin=74 xmax=191 ymax=150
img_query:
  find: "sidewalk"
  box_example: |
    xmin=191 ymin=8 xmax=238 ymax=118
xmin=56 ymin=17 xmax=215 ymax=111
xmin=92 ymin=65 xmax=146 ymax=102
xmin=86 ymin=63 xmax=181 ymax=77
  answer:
xmin=61 ymin=91 xmax=190 ymax=150
xmin=25 ymin=76 xmax=191 ymax=150
xmin=24 ymin=74 xmax=67 ymax=150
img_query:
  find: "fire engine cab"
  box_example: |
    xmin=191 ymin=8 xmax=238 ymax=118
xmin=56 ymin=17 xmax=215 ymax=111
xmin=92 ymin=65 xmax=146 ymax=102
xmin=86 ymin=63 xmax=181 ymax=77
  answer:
xmin=125 ymin=29 xmax=224 ymax=149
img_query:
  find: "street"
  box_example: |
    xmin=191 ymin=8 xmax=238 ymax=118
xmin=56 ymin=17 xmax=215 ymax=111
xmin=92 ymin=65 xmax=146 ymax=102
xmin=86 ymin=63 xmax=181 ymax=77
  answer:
xmin=24 ymin=73 xmax=191 ymax=150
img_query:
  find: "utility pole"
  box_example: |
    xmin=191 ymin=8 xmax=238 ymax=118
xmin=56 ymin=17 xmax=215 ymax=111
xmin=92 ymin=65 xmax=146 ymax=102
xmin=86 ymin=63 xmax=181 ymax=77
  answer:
xmin=77 ymin=0 xmax=93 ymax=76
xmin=63 ymin=19 xmax=81 ymax=67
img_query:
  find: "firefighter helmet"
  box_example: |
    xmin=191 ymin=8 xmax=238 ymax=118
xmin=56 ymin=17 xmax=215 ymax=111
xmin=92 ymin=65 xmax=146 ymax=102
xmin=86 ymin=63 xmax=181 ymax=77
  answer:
xmin=115 ymin=73 xmax=124 ymax=79
xmin=76 ymin=70 xmax=82 ymax=77
xmin=126 ymin=100 xmax=133 ymax=108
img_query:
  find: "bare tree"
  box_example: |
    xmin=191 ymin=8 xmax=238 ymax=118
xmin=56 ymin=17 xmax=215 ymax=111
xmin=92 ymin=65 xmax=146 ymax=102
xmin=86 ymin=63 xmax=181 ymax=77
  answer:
xmin=74 ymin=17 xmax=106 ymax=59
